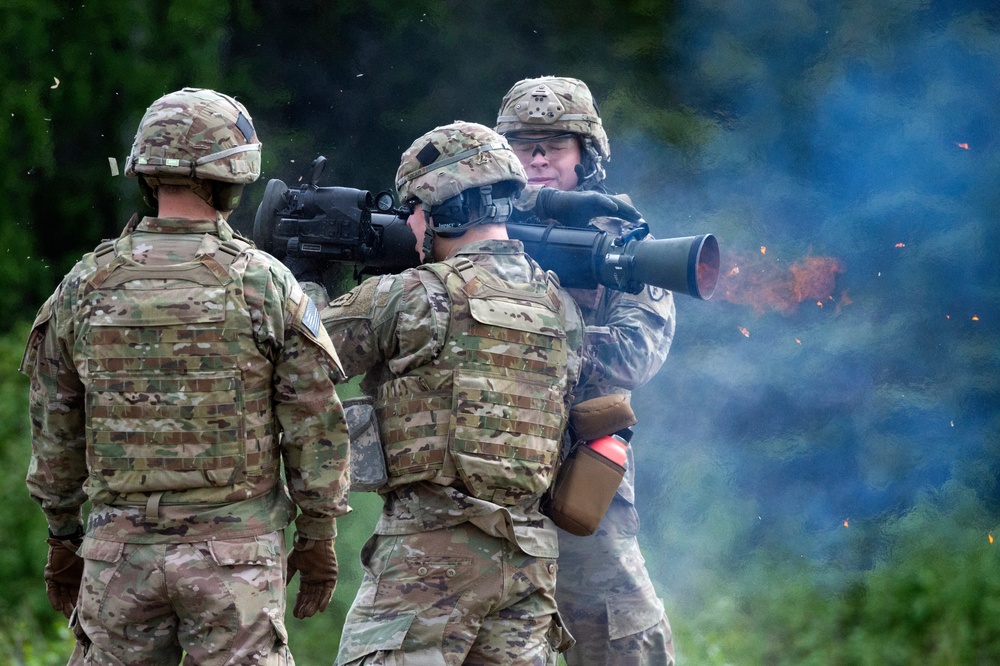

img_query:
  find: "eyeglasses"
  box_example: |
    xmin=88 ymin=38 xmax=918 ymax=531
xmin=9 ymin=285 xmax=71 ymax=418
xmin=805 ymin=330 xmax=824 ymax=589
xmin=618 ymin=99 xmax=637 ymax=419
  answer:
xmin=505 ymin=133 xmax=578 ymax=158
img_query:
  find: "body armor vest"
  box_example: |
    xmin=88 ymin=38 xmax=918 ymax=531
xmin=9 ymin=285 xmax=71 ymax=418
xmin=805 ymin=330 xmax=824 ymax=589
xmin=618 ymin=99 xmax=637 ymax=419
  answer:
xmin=77 ymin=233 xmax=280 ymax=508
xmin=375 ymin=257 xmax=570 ymax=506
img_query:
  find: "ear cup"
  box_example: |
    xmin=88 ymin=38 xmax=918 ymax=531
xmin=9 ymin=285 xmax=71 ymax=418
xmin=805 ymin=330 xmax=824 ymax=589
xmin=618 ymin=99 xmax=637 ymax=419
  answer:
xmin=137 ymin=176 xmax=158 ymax=209
xmin=211 ymin=182 xmax=245 ymax=211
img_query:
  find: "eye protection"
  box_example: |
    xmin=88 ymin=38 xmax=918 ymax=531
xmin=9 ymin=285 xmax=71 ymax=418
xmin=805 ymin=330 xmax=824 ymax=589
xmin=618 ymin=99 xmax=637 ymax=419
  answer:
xmin=506 ymin=133 xmax=578 ymax=158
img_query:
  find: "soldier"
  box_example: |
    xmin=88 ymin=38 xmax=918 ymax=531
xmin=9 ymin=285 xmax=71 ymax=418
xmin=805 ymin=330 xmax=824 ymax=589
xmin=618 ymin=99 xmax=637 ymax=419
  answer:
xmin=310 ymin=121 xmax=588 ymax=665
xmin=21 ymin=87 xmax=351 ymax=665
xmin=496 ymin=77 xmax=678 ymax=665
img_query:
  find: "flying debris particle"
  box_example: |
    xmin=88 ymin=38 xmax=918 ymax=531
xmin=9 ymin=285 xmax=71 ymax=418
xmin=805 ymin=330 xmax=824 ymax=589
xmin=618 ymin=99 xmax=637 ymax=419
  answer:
xmin=108 ymin=157 xmax=119 ymax=177
xmin=795 ymin=338 xmax=801 ymax=344
xmin=957 ymin=142 xmax=970 ymax=150
xmin=51 ymin=77 xmax=60 ymax=89
xmin=738 ymin=326 xmax=750 ymax=337
xmin=990 ymin=533 xmax=994 ymax=544
xmin=843 ymin=519 xmax=849 ymax=528
xmin=950 ymin=421 xmax=954 ymax=427
xmin=946 ymin=314 xmax=951 ymax=319
xmin=972 ymin=315 xmax=980 ymax=321
xmin=727 ymin=266 xmax=740 ymax=277
xmin=760 ymin=246 xmax=766 ymax=255
xmin=816 ymin=301 xmax=824 ymax=307
xmin=356 ymin=73 xmax=364 ymax=78
xmin=895 ymin=242 xmax=905 ymax=248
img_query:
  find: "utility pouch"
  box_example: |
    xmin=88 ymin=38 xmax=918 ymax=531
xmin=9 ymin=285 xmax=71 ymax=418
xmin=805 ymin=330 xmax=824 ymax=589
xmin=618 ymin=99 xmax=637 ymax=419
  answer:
xmin=543 ymin=395 xmax=635 ymax=536
xmin=544 ymin=438 xmax=626 ymax=536
xmin=344 ymin=396 xmax=388 ymax=492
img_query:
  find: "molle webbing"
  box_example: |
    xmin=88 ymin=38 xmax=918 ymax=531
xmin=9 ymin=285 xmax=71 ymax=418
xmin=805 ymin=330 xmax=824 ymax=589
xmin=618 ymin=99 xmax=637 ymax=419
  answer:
xmin=376 ymin=257 xmax=569 ymax=505
xmin=80 ymin=236 xmax=278 ymax=503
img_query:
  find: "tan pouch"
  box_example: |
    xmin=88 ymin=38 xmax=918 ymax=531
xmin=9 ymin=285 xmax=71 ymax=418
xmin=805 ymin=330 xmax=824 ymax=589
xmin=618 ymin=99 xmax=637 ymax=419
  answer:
xmin=544 ymin=443 xmax=625 ymax=536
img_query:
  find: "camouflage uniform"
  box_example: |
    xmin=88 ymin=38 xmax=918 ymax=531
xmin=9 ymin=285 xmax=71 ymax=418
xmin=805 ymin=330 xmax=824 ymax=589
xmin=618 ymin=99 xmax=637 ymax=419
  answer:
xmin=323 ymin=123 xmax=584 ymax=665
xmin=499 ymin=77 xmax=677 ymax=666
xmin=22 ymin=89 xmax=351 ymax=666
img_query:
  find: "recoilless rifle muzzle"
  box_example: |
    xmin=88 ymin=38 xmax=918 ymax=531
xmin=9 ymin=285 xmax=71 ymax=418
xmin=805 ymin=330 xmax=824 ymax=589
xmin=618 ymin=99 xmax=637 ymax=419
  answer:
xmin=253 ymin=157 xmax=720 ymax=299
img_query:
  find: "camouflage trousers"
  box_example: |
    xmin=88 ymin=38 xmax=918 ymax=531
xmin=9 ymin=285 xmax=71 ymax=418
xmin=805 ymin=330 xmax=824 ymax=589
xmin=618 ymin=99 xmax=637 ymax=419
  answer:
xmin=556 ymin=497 xmax=674 ymax=666
xmin=67 ymin=532 xmax=292 ymax=666
xmin=336 ymin=523 xmax=570 ymax=665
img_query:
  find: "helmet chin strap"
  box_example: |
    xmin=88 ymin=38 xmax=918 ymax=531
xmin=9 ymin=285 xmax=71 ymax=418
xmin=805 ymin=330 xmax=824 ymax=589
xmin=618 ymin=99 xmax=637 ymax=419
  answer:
xmin=421 ymin=223 xmax=436 ymax=263
xmin=573 ymin=138 xmax=607 ymax=192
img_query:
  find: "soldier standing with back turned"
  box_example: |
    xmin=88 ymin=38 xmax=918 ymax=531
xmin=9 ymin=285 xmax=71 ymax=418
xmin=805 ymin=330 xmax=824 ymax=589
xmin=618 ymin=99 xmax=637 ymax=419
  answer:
xmin=314 ymin=122 xmax=586 ymax=665
xmin=22 ymin=87 xmax=351 ymax=665
xmin=496 ymin=76 xmax=678 ymax=666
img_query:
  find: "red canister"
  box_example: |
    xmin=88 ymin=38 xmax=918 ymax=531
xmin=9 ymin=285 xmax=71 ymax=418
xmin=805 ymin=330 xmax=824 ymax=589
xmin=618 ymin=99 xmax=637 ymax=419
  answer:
xmin=586 ymin=434 xmax=628 ymax=467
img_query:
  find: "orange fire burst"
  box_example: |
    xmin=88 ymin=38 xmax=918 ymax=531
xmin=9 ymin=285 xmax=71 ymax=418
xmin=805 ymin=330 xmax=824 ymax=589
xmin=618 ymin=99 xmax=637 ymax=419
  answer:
xmin=990 ymin=533 xmax=994 ymax=544
xmin=843 ymin=519 xmax=849 ymax=528
xmin=760 ymin=246 xmax=767 ymax=255
xmin=738 ymin=326 xmax=750 ymax=337
xmin=972 ymin=315 xmax=980 ymax=321
xmin=958 ymin=142 xmax=970 ymax=150
xmin=717 ymin=253 xmax=846 ymax=315
xmin=895 ymin=242 xmax=906 ymax=248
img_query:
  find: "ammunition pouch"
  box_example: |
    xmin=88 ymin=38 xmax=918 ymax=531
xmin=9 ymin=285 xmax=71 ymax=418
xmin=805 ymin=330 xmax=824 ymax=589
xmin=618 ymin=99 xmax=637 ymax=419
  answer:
xmin=544 ymin=442 xmax=626 ymax=536
xmin=344 ymin=396 xmax=388 ymax=492
xmin=543 ymin=395 xmax=635 ymax=536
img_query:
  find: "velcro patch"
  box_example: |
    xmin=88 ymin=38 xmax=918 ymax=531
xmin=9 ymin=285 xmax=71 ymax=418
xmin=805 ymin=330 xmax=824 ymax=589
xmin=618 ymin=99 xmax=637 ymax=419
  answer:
xmin=328 ymin=290 xmax=358 ymax=308
xmin=235 ymin=112 xmax=254 ymax=142
xmin=416 ymin=142 xmax=441 ymax=167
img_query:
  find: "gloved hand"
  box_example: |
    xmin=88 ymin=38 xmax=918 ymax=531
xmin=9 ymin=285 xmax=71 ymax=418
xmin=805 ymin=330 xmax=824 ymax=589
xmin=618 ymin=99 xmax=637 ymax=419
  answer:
xmin=281 ymin=254 xmax=325 ymax=284
xmin=286 ymin=536 xmax=338 ymax=619
xmin=44 ymin=533 xmax=84 ymax=618
xmin=533 ymin=188 xmax=642 ymax=228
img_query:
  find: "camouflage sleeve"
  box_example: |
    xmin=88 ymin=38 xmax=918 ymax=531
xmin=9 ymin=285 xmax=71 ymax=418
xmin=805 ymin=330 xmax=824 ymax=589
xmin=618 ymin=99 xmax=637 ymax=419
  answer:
xmin=247 ymin=254 xmax=351 ymax=540
xmin=577 ymin=284 xmax=677 ymax=395
xmin=320 ymin=269 xmax=445 ymax=380
xmin=22 ymin=282 xmax=89 ymax=537
xmin=559 ymin=287 xmax=586 ymax=397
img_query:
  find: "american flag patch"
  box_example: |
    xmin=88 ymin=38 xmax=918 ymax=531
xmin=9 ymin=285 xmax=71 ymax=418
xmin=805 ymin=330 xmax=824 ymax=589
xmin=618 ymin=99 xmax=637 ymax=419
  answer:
xmin=302 ymin=298 xmax=322 ymax=337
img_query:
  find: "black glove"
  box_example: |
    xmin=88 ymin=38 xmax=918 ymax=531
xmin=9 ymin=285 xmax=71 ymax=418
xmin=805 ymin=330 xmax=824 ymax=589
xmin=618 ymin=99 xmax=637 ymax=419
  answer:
xmin=286 ymin=536 xmax=338 ymax=619
xmin=533 ymin=188 xmax=642 ymax=228
xmin=281 ymin=254 xmax=325 ymax=284
xmin=44 ymin=532 xmax=84 ymax=619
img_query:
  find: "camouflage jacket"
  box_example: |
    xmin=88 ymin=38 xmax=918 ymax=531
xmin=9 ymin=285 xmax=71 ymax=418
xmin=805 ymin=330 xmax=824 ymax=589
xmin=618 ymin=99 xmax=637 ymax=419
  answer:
xmin=512 ymin=190 xmax=676 ymax=503
xmin=22 ymin=216 xmax=351 ymax=543
xmin=321 ymin=239 xmax=584 ymax=558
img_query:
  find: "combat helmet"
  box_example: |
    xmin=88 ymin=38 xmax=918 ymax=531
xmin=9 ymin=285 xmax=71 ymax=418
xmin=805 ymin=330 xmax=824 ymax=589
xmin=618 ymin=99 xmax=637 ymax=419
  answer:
xmin=124 ymin=87 xmax=262 ymax=211
xmin=495 ymin=76 xmax=609 ymax=191
xmin=396 ymin=121 xmax=526 ymax=240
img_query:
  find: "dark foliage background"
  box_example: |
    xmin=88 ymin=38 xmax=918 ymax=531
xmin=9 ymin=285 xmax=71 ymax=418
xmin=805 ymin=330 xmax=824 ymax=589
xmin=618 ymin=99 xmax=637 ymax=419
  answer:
xmin=2 ymin=1 xmax=999 ymax=663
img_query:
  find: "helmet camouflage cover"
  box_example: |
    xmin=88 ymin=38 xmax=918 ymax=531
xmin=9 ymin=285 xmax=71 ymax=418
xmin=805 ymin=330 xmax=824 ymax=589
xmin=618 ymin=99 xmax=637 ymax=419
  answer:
xmin=395 ymin=121 xmax=527 ymax=207
xmin=124 ymin=87 xmax=261 ymax=185
xmin=495 ymin=76 xmax=610 ymax=161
